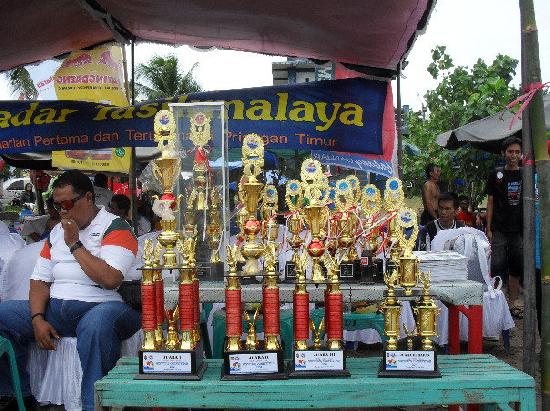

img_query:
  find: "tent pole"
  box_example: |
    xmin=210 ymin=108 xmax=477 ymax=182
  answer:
xmin=122 ymin=42 xmax=138 ymax=231
xmin=396 ymin=62 xmax=403 ymax=179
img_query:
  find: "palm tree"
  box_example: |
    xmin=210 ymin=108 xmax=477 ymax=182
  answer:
xmin=134 ymin=55 xmax=202 ymax=101
xmin=6 ymin=67 xmax=37 ymax=99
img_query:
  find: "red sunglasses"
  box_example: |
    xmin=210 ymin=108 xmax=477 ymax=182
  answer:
xmin=52 ymin=193 xmax=85 ymax=211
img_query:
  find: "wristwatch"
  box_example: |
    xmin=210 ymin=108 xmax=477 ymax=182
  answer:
xmin=69 ymin=240 xmax=83 ymax=254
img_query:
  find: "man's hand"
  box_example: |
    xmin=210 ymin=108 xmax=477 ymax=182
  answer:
xmin=32 ymin=318 xmax=60 ymax=350
xmin=61 ymin=218 xmax=80 ymax=247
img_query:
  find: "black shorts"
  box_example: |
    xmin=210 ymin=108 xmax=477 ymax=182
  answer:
xmin=491 ymin=230 xmax=523 ymax=282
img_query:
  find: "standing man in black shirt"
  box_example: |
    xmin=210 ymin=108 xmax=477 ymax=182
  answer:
xmin=486 ymin=137 xmax=523 ymax=316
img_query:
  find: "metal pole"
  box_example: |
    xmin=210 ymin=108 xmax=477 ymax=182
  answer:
xmin=396 ymin=62 xmax=403 ymax=180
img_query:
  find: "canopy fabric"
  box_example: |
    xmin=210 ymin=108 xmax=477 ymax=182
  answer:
xmin=437 ymin=95 xmax=550 ymax=153
xmin=0 ymin=0 xmax=434 ymax=75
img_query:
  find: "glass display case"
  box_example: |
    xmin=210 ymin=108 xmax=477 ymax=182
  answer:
xmin=169 ymin=102 xmax=229 ymax=280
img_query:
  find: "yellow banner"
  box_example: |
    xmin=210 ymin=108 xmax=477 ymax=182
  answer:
xmin=52 ymin=147 xmax=130 ymax=173
xmin=52 ymin=44 xmax=130 ymax=172
xmin=53 ymin=45 xmax=128 ymax=106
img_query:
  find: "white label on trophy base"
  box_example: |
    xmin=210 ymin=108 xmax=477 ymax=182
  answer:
xmin=142 ymin=351 xmax=192 ymax=374
xmin=294 ymin=350 xmax=344 ymax=371
xmin=385 ymin=351 xmax=435 ymax=371
xmin=228 ymin=353 xmax=279 ymax=374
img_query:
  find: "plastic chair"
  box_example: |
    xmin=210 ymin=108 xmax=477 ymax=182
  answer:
xmin=0 ymin=335 xmax=25 ymax=411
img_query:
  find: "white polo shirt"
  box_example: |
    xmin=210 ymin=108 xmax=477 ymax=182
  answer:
xmin=31 ymin=207 xmax=138 ymax=302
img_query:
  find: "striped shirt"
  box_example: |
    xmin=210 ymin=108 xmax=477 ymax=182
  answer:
xmin=31 ymin=207 xmax=137 ymax=302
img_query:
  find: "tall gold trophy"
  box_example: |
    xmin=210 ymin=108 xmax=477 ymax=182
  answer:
xmin=378 ymin=189 xmax=440 ymax=378
xmin=300 ymin=159 xmax=329 ymax=284
xmin=222 ymin=134 xmax=285 ymax=380
xmin=137 ymin=110 xmax=206 ymax=380
xmin=284 ymin=180 xmax=304 ymax=281
xmin=334 ymin=178 xmax=360 ymax=281
xmin=287 ymin=159 xmax=350 ymax=378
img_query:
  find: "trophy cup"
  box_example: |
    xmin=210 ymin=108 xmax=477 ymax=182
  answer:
xmin=396 ymin=208 xmax=420 ymax=296
xmin=378 ymin=205 xmax=441 ymax=378
xmin=333 ymin=179 xmax=359 ymax=282
xmin=239 ymin=134 xmax=266 ymax=277
xmin=284 ymin=180 xmax=304 ymax=282
xmin=222 ymin=135 xmax=285 ymax=380
xmin=137 ymin=110 xmax=206 ymax=380
xmin=383 ymin=177 xmax=405 ymax=270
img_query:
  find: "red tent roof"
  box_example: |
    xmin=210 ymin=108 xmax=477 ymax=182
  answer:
xmin=0 ymin=0 xmax=434 ymax=75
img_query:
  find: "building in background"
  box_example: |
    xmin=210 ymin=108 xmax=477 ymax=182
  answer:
xmin=272 ymin=58 xmax=334 ymax=85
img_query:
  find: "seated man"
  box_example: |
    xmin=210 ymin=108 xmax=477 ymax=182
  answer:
xmin=0 ymin=170 xmax=140 ymax=411
xmin=420 ymin=192 xmax=465 ymax=251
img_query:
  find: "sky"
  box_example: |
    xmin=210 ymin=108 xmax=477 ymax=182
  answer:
xmin=0 ymin=0 xmax=548 ymax=110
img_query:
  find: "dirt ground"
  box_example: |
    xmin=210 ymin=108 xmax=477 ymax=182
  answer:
xmin=37 ymin=316 xmax=539 ymax=411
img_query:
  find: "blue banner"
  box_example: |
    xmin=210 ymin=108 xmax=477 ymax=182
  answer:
xmin=0 ymin=78 xmax=387 ymax=155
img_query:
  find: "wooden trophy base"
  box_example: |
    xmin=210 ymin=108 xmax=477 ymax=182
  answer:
xmin=136 ymin=342 xmax=207 ymax=380
xmin=287 ymin=349 xmax=350 ymax=378
xmin=221 ymin=339 xmax=287 ymax=380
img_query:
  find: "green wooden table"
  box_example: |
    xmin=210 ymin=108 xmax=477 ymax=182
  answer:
xmin=94 ymin=354 xmax=535 ymax=410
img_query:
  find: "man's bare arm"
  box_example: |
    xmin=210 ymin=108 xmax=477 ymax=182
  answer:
xmin=72 ymin=247 xmax=123 ymax=289
xmin=30 ymin=279 xmax=60 ymax=350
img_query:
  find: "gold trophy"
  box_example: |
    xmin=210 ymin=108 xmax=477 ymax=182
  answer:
xmin=383 ymin=177 xmax=405 ymax=263
xmin=301 ymin=159 xmax=329 ymax=284
xmin=380 ymin=269 xmax=401 ymax=351
xmin=152 ymin=110 xmax=182 ymax=269
xmin=285 ymin=179 xmax=304 ymax=281
xmin=415 ymin=271 xmax=441 ymax=351
xmin=165 ymin=306 xmax=180 ymax=350
xmin=396 ymin=208 xmax=420 ymax=295
xmin=239 ymin=134 xmax=266 ymax=276
xmin=310 ymin=319 xmax=325 ymax=350
xmin=260 ymin=184 xmax=278 ymax=221
xmin=187 ymin=112 xmax=212 ymax=211
xmin=244 ymin=308 xmax=260 ymax=351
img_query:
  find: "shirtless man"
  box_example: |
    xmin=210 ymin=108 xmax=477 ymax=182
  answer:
xmin=420 ymin=163 xmax=441 ymax=226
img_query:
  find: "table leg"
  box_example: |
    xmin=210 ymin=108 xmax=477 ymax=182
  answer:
xmin=519 ymin=387 xmax=537 ymax=410
xmin=448 ymin=304 xmax=461 ymax=355
xmin=466 ymin=305 xmax=483 ymax=354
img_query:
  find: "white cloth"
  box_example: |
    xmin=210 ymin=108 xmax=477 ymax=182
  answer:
xmin=31 ymin=207 xmax=137 ymax=302
xmin=93 ymin=186 xmax=113 ymax=208
xmin=430 ymin=227 xmax=514 ymax=344
xmin=20 ymin=214 xmax=49 ymax=243
xmin=0 ymin=221 xmax=26 ymax=301
xmin=3 ymin=240 xmax=44 ymax=301
xmin=29 ymin=332 xmax=142 ymax=411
